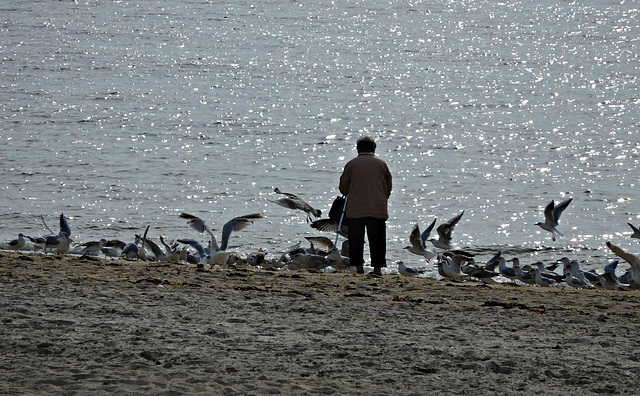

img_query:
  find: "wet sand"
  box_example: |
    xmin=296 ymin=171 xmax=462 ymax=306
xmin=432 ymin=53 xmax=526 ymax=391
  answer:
xmin=1 ymin=251 xmax=639 ymax=395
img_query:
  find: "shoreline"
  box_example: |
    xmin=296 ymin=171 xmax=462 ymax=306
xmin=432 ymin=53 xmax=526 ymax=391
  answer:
xmin=1 ymin=251 xmax=639 ymax=395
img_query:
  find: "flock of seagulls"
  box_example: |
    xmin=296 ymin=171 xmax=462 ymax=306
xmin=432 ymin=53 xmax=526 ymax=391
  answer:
xmin=2 ymin=192 xmax=640 ymax=290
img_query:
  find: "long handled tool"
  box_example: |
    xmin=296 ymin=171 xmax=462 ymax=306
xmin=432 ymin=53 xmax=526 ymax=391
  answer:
xmin=334 ymin=195 xmax=348 ymax=248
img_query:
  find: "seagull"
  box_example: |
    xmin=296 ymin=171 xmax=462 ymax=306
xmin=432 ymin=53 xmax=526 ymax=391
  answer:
xmin=28 ymin=213 xmax=73 ymax=254
xmin=138 ymin=236 xmax=169 ymax=261
xmin=531 ymin=267 xmax=557 ymax=287
xmin=535 ymin=198 xmax=572 ymax=241
xmin=510 ymin=258 xmax=535 ymax=285
xmin=565 ymin=259 xmax=596 ymax=288
xmin=179 ymin=212 xmax=264 ymax=252
xmin=180 ymin=212 xmax=262 ymax=270
xmin=79 ymin=239 xmax=107 ymax=257
xmin=301 ymin=236 xmax=351 ymax=270
xmin=461 ymin=252 xmax=502 ymax=282
xmin=438 ymin=253 xmax=470 ymax=281
xmin=429 ymin=211 xmax=464 ymax=250
xmin=42 ymin=232 xmax=71 ymax=254
xmin=134 ymin=225 xmax=152 ymax=260
xmin=287 ymin=253 xmax=331 ymax=271
xmin=52 ymin=233 xmax=73 ymax=255
xmin=563 ymin=271 xmax=590 ymax=288
xmin=603 ymin=260 xmax=620 ymax=279
xmin=100 ymin=246 xmax=121 ymax=259
xmin=533 ymin=262 xmax=563 ymax=282
xmin=246 ymin=248 xmax=267 ymax=266
xmin=100 ymin=239 xmax=128 ymax=259
xmin=325 ymin=247 xmax=352 ymax=271
xmin=177 ymin=238 xmax=208 ymax=264
xmin=270 ymin=187 xmax=321 ymax=222
xmin=498 ymin=257 xmax=518 ymax=283
xmin=397 ymin=261 xmax=426 ymax=277
xmin=598 ymin=272 xmax=630 ymax=290
xmin=404 ymin=220 xmax=438 ymax=261
xmin=4 ymin=233 xmax=26 ymax=251
xmin=121 ymin=242 xmax=139 ymax=260
xmin=606 ymin=241 xmax=640 ymax=284
xmin=159 ymin=236 xmax=187 ymax=263
xmin=304 ymin=236 xmax=335 ymax=256
xmin=628 ymin=223 xmax=640 ymax=239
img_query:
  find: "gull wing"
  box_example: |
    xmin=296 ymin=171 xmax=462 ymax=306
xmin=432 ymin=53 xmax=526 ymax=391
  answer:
xmin=437 ymin=211 xmax=464 ymax=242
xmin=274 ymin=187 xmax=299 ymax=199
xmin=177 ymin=238 xmax=206 ymax=257
xmin=543 ymin=200 xmax=556 ymax=225
xmin=179 ymin=212 xmax=212 ymax=234
xmin=59 ymin=213 xmax=72 ymax=237
xmin=409 ymin=224 xmax=423 ymax=249
xmin=603 ymin=260 xmax=619 ymax=276
xmin=305 ymin=236 xmax=335 ymax=252
xmin=606 ymin=241 xmax=640 ymax=272
xmin=220 ymin=213 xmax=264 ymax=250
xmin=484 ymin=251 xmax=502 ymax=271
xmin=310 ymin=219 xmax=349 ymax=238
xmin=420 ymin=218 xmax=437 ymax=247
xmin=270 ymin=197 xmax=303 ymax=210
xmin=436 ymin=223 xmax=453 ymax=243
xmin=446 ymin=211 xmax=464 ymax=228
xmin=552 ymin=198 xmax=572 ymax=225
xmin=628 ymin=223 xmax=640 ymax=239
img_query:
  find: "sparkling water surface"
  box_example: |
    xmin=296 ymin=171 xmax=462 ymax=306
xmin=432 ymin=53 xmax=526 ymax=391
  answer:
xmin=1 ymin=0 xmax=638 ymax=272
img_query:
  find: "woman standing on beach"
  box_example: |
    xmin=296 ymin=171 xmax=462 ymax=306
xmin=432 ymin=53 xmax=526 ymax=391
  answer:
xmin=339 ymin=136 xmax=393 ymax=276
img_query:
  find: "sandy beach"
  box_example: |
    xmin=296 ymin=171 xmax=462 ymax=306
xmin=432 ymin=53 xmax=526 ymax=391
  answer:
xmin=1 ymin=251 xmax=639 ymax=395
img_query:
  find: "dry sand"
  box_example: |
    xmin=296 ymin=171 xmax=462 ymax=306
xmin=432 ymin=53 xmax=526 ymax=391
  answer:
xmin=1 ymin=251 xmax=640 ymax=395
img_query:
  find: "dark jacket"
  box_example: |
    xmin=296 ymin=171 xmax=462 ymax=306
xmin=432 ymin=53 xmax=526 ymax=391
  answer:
xmin=339 ymin=152 xmax=392 ymax=220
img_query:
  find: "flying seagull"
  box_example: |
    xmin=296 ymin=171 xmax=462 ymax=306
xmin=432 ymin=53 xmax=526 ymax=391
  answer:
xmin=535 ymin=198 xmax=572 ymax=241
xmin=270 ymin=187 xmax=321 ymax=222
xmin=404 ymin=219 xmax=438 ymax=260
xmin=429 ymin=211 xmax=464 ymax=250
xmin=179 ymin=212 xmax=264 ymax=252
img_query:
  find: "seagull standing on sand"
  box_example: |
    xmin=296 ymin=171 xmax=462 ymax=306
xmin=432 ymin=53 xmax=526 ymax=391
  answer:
xmin=598 ymin=272 xmax=630 ymax=290
xmin=404 ymin=220 xmax=438 ymax=261
xmin=497 ymin=257 xmax=518 ymax=283
xmin=530 ymin=267 xmax=557 ymax=287
xmin=438 ymin=253 xmax=470 ymax=281
xmin=428 ymin=211 xmax=464 ymax=250
xmin=121 ymin=242 xmax=139 ymax=260
xmin=4 ymin=233 xmax=26 ymax=251
xmin=535 ymin=198 xmax=572 ymax=241
xmin=53 ymin=233 xmax=73 ymax=255
xmin=397 ymin=261 xmax=426 ymax=277
xmin=269 ymin=187 xmax=321 ymax=223
xmin=79 ymin=239 xmax=107 ymax=257
xmin=41 ymin=232 xmax=71 ymax=254
xmin=510 ymin=258 xmax=535 ymax=285
xmin=29 ymin=213 xmax=73 ymax=254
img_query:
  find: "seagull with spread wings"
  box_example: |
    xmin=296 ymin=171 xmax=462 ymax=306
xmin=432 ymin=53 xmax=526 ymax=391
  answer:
xmin=404 ymin=219 xmax=438 ymax=260
xmin=535 ymin=198 xmax=572 ymax=241
xmin=269 ymin=187 xmax=321 ymax=222
xmin=428 ymin=211 xmax=464 ymax=250
xmin=179 ymin=212 xmax=264 ymax=253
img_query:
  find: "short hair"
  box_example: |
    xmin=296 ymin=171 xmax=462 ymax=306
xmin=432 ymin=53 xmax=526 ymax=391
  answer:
xmin=356 ymin=135 xmax=377 ymax=153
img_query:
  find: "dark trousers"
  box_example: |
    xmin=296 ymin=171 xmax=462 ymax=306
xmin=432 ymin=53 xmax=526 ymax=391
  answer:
xmin=348 ymin=217 xmax=387 ymax=269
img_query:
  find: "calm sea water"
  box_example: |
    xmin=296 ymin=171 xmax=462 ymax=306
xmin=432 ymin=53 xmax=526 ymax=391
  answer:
xmin=1 ymin=0 xmax=638 ymax=272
